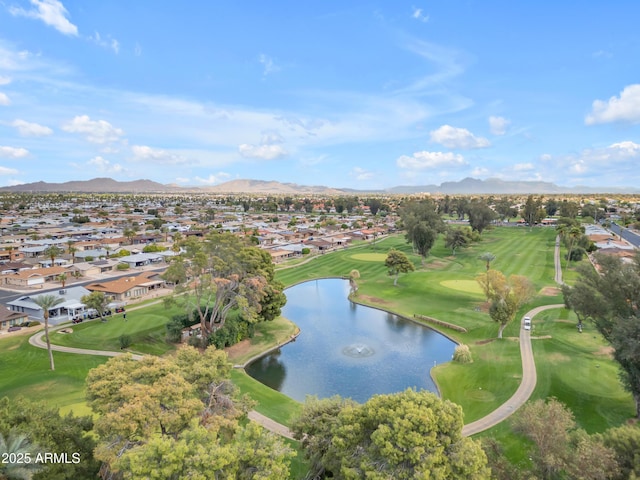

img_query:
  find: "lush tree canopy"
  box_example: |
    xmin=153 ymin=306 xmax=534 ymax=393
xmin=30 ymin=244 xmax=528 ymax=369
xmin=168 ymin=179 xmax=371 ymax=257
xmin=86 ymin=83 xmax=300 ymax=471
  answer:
xmin=291 ymin=390 xmax=490 ymax=480
xmin=85 ymin=347 xmax=293 ymax=479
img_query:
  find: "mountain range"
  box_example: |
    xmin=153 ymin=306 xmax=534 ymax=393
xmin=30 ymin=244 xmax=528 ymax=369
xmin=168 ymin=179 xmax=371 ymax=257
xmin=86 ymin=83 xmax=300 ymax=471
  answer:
xmin=1 ymin=177 xmax=638 ymax=195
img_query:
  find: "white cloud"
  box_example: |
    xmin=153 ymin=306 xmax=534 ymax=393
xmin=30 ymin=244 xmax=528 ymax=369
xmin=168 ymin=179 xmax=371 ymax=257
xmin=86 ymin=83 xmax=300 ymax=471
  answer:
xmin=430 ymin=125 xmax=490 ymax=149
xmin=174 ymin=177 xmax=190 ymax=184
xmin=131 ymin=145 xmax=188 ymax=165
xmin=259 ymin=54 xmax=280 ymax=77
xmin=87 ymin=156 xmax=124 ymax=173
xmin=0 ymin=166 xmax=19 ymax=175
xmin=512 ymin=163 xmax=534 ymax=171
xmin=0 ymin=93 xmax=10 ymax=105
xmin=351 ymin=167 xmax=373 ymax=181
xmin=6 ymin=178 xmax=25 ymax=186
xmin=9 ymin=0 xmax=78 ymax=36
xmin=609 ymin=140 xmax=640 ymax=157
xmin=194 ymin=172 xmax=231 ymax=185
xmin=88 ymin=32 xmax=120 ymax=54
xmin=396 ymin=151 xmax=466 ymax=169
xmin=62 ymin=115 xmax=124 ymax=143
xmin=585 ymin=84 xmax=640 ymax=125
xmin=488 ymin=116 xmax=510 ymax=136
xmin=0 ymin=76 xmax=10 ymax=85
xmin=11 ymin=119 xmax=53 ymax=136
xmin=134 ymin=43 xmax=142 ymax=56
xmin=0 ymin=146 xmax=29 ymax=158
xmin=238 ymin=143 xmax=288 ymax=160
xmin=540 ymin=153 xmax=552 ymax=162
xmin=412 ymin=7 xmax=429 ymax=22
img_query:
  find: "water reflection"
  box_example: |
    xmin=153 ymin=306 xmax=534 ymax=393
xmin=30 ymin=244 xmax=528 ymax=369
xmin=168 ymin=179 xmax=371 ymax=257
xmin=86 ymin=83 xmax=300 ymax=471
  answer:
xmin=246 ymin=278 xmax=456 ymax=403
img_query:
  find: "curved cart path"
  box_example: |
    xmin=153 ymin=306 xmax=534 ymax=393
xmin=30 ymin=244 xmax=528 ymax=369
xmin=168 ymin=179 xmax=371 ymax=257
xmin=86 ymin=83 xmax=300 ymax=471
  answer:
xmin=461 ymin=303 xmax=564 ymax=436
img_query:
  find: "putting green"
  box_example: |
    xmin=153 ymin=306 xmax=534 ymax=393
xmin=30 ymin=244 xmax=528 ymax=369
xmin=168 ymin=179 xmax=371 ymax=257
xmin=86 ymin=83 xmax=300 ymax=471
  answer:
xmin=440 ymin=279 xmax=484 ymax=295
xmin=350 ymin=253 xmax=387 ymax=262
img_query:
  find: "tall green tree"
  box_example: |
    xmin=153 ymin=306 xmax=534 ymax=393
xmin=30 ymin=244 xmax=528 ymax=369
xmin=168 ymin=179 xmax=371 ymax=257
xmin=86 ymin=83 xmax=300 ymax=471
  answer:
xmin=400 ymin=199 xmax=445 ymax=258
xmin=478 ymin=252 xmax=496 ymax=271
xmin=32 ymin=294 xmax=63 ymax=370
xmin=162 ymin=233 xmax=285 ymax=340
xmin=562 ymin=252 xmax=640 ymax=416
xmin=445 ymin=227 xmax=470 ymax=256
xmin=521 ymin=195 xmax=543 ymax=226
xmin=467 ymin=201 xmax=497 ymax=233
xmin=291 ymin=389 xmax=490 ymax=480
xmin=385 ymin=249 xmax=415 ymax=286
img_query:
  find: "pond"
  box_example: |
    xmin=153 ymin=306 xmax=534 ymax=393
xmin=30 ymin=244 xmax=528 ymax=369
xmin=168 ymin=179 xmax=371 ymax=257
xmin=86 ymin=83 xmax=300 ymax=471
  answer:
xmin=246 ymin=278 xmax=457 ymax=403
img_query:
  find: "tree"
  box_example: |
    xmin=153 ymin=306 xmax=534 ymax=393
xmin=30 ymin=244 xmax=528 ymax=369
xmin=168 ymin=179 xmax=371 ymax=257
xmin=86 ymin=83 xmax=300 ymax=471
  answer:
xmin=385 ymin=249 xmax=415 ymax=286
xmin=445 ymin=228 xmax=470 ymax=256
xmin=32 ymin=294 xmax=63 ymax=370
xmin=598 ymin=424 xmax=640 ymax=480
xmin=478 ymin=252 xmax=496 ymax=271
xmin=291 ymin=389 xmax=490 ymax=479
xmin=410 ymin=221 xmax=438 ymax=264
xmin=521 ymin=195 xmax=543 ymax=226
xmin=0 ymin=396 xmax=99 ymax=480
xmin=43 ymin=245 xmax=63 ymax=266
xmin=85 ymin=347 xmax=293 ymax=479
xmin=349 ymin=269 xmax=360 ymax=296
xmin=162 ymin=233 xmax=285 ymax=340
xmin=400 ymin=199 xmax=445 ymax=259
xmin=81 ymin=291 xmax=110 ymax=322
xmin=560 ymin=200 xmax=580 ymax=219
xmin=476 ymin=271 xmax=534 ymax=338
xmin=0 ymin=431 xmax=42 ymax=480
xmin=557 ymin=221 xmax=585 ymax=272
xmin=468 ymin=201 xmax=497 ymax=233
xmin=512 ymin=398 xmax=617 ymax=480
xmin=367 ymin=198 xmax=383 ymax=216
xmin=57 ymin=273 xmax=67 ymax=288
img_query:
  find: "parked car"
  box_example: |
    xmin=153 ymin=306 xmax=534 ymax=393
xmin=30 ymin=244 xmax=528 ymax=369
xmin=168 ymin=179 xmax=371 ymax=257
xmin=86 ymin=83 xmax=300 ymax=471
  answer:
xmin=72 ymin=317 xmax=83 ymax=324
xmin=7 ymin=326 xmax=22 ymax=332
xmin=523 ymin=316 xmax=531 ymax=330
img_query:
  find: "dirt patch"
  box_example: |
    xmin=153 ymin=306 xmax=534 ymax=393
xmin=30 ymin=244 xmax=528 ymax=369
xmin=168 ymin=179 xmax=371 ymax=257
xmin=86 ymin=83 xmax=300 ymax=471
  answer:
xmin=357 ymin=294 xmax=390 ymax=305
xmin=540 ymin=287 xmax=561 ymax=296
xmin=593 ymin=346 xmax=614 ymax=358
xmin=547 ymin=352 xmax=571 ymax=363
xmin=224 ymin=336 xmax=261 ymax=361
xmin=425 ymin=260 xmax=447 ymax=269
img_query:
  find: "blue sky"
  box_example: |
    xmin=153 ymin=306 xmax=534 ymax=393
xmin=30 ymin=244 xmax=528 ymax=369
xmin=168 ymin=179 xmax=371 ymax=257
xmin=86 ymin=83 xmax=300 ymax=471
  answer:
xmin=1 ymin=1 xmax=639 ymax=190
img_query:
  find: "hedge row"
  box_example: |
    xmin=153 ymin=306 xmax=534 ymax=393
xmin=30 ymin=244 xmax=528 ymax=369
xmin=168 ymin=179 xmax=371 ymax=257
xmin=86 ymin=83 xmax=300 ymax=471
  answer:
xmin=413 ymin=314 xmax=467 ymax=333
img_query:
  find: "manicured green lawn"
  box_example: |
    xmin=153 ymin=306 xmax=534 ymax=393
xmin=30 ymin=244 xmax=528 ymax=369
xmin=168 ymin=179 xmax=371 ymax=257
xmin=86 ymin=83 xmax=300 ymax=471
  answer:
xmin=274 ymin=227 xmax=633 ymax=432
xmin=50 ymin=301 xmax=181 ymax=355
xmin=0 ymin=333 xmax=107 ymax=411
xmin=226 ymin=315 xmax=299 ymax=366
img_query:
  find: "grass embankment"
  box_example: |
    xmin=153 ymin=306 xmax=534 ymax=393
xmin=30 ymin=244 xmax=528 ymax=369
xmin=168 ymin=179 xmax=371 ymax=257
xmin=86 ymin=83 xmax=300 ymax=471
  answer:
xmin=0 ymin=333 xmax=107 ymax=411
xmin=50 ymin=301 xmax=180 ymax=355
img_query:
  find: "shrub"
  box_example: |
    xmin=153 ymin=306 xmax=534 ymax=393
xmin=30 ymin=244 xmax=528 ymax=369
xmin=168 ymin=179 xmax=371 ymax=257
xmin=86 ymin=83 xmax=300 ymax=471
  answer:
xmin=453 ymin=344 xmax=473 ymax=363
xmin=119 ymin=334 xmax=132 ymax=350
xmin=301 ymin=248 xmax=311 ymax=255
xmin=116 ymin=263 xmax=130 ymax=270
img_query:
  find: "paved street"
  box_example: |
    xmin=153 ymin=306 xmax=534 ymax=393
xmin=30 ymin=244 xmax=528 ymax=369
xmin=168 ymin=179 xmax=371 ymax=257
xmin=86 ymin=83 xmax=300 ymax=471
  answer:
xmin=609 ymin=222 xmax=640 ymax=248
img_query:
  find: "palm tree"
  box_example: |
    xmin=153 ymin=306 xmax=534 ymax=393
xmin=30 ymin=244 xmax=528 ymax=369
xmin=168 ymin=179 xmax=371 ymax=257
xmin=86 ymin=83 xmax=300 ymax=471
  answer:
xmin=33 ymin=294 xmax=64 ymax=371
xmin=349 ymin=269 xmax=360 ymax=296
xmin=479 ymin=252 xmax=496 ymax=271
xmin=43 ymin=245 xmax=63 ymax=267
xmin=0 ymin=432 xmax=42 ymax=480
xmin=57 ymin=273 xmax=67 ymax=288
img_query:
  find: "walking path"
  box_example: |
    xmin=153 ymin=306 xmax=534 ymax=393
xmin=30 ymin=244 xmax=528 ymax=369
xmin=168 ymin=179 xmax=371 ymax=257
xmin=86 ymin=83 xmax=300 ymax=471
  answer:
xmin=27 ymin=236 xmax=566 ymax=440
